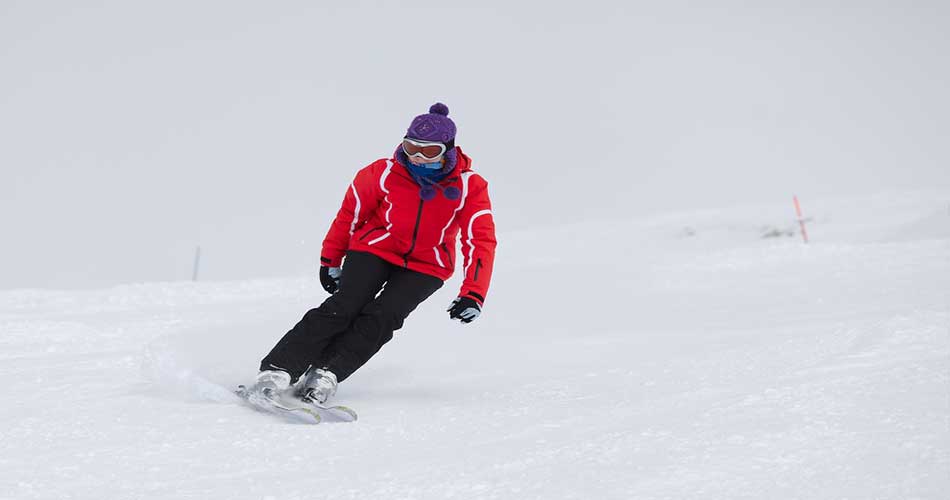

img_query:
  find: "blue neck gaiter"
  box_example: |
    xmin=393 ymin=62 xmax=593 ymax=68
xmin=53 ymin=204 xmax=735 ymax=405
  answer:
xmin=405 ymin=159 xmax=449 ymax=183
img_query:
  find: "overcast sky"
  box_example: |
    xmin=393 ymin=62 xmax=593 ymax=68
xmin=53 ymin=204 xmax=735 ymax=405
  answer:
xmin=1 ymin=0 xmax=947 ymax=289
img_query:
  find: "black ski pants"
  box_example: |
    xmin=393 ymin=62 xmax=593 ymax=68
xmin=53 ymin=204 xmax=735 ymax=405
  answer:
xmin=260 ymin=251 xmax=443 ymax=383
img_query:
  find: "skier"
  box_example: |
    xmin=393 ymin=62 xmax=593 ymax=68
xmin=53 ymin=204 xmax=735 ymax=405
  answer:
xmin=242 ymin=103 xmax=496 ymax=409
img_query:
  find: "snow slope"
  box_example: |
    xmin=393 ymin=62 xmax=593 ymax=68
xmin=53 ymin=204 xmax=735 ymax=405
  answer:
xmin=1 ymin=190 xmax=948 ymax=499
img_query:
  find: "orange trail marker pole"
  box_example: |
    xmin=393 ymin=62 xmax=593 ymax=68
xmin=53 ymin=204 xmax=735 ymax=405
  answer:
xmin=793 ymin=196 xmax=809 ymax=244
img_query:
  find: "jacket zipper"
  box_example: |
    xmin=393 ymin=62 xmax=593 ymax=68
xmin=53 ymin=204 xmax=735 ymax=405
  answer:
xmin=402 ymin=199 xmax=425 ymax=267
xmin=474 ymin=258 xmax=482 ymax=281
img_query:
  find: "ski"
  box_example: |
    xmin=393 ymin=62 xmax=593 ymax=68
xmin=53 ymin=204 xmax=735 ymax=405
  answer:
xmin=235 ymin=385 xmax=357 ymax=424
xmin=299 ymin=398 xmax=358 ymax=423
xmin=235 ymin=385 xmax=322 ymax=424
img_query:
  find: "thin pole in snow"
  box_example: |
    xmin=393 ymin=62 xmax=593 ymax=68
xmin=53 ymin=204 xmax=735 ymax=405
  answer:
xmin=793 ymin=196 xmax=809 ymax=244
xmin=192 ymin=246 xmax=202 ymax=281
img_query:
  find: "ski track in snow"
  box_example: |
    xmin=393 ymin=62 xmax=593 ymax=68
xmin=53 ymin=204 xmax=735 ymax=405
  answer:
xmin=1 ymin=191 xmax=948 ymax=499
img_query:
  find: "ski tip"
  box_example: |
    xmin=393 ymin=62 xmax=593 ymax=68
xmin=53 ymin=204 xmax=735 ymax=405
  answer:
xmin=331 ymin=406 xmax=359 ymax=422
xmin=297 ymin=408 xmax=323 ymax=424
xmin=298 ymin=398 xmax=358 ymax=422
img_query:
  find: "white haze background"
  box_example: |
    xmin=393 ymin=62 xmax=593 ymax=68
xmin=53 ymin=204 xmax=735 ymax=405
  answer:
xmin=2 ymin=3 xmax=950 ymax=499
xmin=2 ymin=0 xmax=947 ymax=289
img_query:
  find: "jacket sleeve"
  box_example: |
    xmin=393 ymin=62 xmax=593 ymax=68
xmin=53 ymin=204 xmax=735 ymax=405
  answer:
xmin=320 ymin=162 xmax=385 ymax=267
xmin=457 ymin=174 xmax=497 ymax=306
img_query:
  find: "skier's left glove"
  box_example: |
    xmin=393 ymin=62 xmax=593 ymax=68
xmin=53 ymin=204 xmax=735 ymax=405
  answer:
xmin=319 ymin=266 xmax=342 ymax=294
xmin=447 ymin=297 xmax=481 ymax=324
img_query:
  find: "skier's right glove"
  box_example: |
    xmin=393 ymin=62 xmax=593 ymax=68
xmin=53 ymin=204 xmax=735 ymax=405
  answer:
xmin=319 ymin=266 xmax=342 ymax=294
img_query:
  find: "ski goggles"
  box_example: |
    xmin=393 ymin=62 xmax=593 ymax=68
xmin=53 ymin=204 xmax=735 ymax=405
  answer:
xmin=402 ymin=137 xmax=446 ymax=160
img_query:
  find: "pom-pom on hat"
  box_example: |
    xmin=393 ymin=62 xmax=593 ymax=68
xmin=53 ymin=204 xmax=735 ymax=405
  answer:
xmin=406 ymin=102 xmax=457 ymax=146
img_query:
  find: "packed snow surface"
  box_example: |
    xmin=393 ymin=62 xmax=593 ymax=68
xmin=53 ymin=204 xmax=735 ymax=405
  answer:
xmin=2 ymin=191 xmax=948 ymax=499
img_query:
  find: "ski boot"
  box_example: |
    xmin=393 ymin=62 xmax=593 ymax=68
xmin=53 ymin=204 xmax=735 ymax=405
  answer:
xmin=291 ymin=368 xmax=357 ymax=422
xmin=297 ymin=368 xmax=338 ymax=406
xmin=237 ymin=369 xmax=292 ymax=405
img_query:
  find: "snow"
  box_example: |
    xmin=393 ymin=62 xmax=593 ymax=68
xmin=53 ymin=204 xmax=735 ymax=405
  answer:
xmin=1 ymin=190 xmax=947 ymax=499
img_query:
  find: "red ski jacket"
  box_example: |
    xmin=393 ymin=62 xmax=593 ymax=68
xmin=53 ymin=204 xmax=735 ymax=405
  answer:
xmin=320 ymin=148 xmax=496 ymax=306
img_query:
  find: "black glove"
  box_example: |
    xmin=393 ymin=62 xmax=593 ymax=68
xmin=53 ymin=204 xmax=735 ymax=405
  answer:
xmin=447 ymin=296 xmax=481 ymax=324
xmin=319 ymin=266 xmax=342 ymax=294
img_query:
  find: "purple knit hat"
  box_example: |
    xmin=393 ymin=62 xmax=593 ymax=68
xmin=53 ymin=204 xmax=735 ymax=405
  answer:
xmin=406 ymin=102 xmax=457 ymax=145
